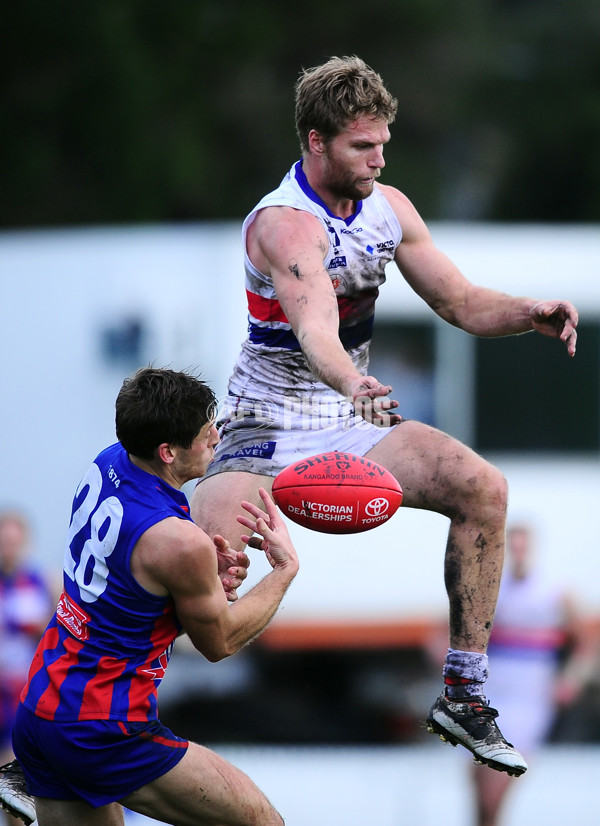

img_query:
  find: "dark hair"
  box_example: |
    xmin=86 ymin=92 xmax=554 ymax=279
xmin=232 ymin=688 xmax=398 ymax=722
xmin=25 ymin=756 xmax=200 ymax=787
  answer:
xmin=295 ymin=55 xmax=398 ymax=153
xmin=115 ymin=367 xmax=217 ymax=460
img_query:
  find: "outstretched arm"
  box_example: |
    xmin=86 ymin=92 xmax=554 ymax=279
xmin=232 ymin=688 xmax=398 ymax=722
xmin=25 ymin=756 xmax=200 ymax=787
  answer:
xmin=383 ymin=184 xmax=578 ymax=356
xmin=131 ymin=491 xmax=299 ymax=662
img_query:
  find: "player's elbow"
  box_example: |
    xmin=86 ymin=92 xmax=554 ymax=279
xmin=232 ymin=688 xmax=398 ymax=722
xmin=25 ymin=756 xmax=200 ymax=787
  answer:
xmin=192 ymin=635 xmax=239 ymax=662
xmin=201 ymin=647 xmax=228 ymax=663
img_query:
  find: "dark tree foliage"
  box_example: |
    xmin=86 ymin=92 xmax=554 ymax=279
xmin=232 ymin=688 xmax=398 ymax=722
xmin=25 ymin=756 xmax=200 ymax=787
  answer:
xmin=3 ymin=0 xmax=600 ymax=227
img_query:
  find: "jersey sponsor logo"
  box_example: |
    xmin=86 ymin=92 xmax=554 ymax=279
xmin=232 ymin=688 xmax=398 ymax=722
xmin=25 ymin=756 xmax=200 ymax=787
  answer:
xmin=56 ymin=590 xmax=90 ymax=641
xmin=366 ymin=240 xmax=395 ymax=255
xmin=340 ymin=226 xmax=363 ymax=234
xmin=327 ymin=256 xmax=347 ymax=269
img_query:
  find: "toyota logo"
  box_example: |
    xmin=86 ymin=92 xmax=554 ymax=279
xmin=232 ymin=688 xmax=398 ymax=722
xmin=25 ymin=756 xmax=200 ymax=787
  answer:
xmin=365 ymin=497 xmax=389 ymax=516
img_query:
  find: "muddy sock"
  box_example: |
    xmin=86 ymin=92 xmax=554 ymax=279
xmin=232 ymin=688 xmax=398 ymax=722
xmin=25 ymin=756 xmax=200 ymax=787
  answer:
xmin=443 ymin=648 xmax=489 ymax=700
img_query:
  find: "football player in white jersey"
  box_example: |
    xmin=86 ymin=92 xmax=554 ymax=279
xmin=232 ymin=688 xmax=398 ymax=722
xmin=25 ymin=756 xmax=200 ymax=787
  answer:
xmin=190 ymin=55 xmax=578 ymax=776
xmin=470 ymin=523 xmax=592 ymax=825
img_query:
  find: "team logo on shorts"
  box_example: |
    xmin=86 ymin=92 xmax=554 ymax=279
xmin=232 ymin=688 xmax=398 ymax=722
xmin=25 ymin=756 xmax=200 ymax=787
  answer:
xmin=218 ymin=441 xmax=277 ymax=462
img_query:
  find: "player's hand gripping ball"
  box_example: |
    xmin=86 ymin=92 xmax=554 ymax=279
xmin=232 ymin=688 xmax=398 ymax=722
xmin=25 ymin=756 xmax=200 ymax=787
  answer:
xmin=272 ymin=452 xmax=402 ymax=534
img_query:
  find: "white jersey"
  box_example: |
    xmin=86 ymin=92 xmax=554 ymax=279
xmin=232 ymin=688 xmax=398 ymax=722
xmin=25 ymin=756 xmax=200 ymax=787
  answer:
xmin=489 ymin=571 xmax=566 ymax=660
xmin=204 ymin=161 xmax=402 ymax=478
xmin=486 ymin=571 xmax=567 ymax=751
xmin=230 ymin=160 xmax=402 ymax=406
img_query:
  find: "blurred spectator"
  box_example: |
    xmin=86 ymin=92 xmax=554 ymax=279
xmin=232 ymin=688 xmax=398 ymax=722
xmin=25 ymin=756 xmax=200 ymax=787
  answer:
xmin=470 ymin=522 xmax=596 ymax=826
xmin=0 ymin=510 xmax=54 ymax=824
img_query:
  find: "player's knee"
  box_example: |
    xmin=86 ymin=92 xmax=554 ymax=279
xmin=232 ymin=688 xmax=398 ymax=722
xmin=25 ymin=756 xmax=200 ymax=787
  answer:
xmin=456 ymin=460 xmax=507 ymax=522
xmin=481 ymin=463 xmax=508 ymax=513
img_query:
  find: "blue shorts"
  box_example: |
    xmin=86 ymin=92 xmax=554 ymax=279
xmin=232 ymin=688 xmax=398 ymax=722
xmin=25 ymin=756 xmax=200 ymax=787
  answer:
xmin=12 ymin=704 xmax=188 ymax=807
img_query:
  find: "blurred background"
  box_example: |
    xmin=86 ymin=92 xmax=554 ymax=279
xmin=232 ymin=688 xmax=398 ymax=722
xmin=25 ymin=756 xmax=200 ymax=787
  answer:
xmin=2 ymin=2 xmax=600 ymax=824
xmin=5 ymin=0 xmax=600 ymax=226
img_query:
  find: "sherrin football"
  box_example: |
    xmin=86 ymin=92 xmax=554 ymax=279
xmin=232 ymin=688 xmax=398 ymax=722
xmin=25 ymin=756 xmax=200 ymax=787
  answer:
xmin=271 ymin=451 xmax=402 ymax=534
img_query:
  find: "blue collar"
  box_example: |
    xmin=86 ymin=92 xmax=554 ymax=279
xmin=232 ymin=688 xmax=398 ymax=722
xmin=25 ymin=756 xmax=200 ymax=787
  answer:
xmin=293 ymin=160 xmax=363 ymax=226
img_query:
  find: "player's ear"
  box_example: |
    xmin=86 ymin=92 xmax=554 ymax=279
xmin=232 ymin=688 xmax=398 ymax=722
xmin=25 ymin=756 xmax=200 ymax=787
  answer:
xmin=308 ymin=129 xmax=326 ymax=155
xmin=157 ymin=443 xmax=175 ymax=464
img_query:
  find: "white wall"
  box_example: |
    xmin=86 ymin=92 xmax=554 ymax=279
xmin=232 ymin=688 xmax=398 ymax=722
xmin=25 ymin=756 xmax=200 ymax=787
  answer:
xmin=0 ymin=225 xmax=247 ymax=574
xmin=1 ymin=223 xmax=599 ymax=617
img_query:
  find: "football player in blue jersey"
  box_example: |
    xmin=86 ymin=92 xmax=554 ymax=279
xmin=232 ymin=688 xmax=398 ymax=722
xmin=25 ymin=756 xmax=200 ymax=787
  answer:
xmin=190 ymin=55 xmax=578 ymax=776
xmin=6 ymin=366 xmax=298 ymax=826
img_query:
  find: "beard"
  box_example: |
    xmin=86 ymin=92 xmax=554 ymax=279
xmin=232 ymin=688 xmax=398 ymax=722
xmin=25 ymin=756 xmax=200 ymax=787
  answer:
xmin=324 ymin=163 xmax=379 ymax=202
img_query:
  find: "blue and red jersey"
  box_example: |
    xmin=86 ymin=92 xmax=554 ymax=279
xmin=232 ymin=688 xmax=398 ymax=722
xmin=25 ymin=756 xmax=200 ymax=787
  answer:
xmin=19 ymin=443 xmax=192 ymax=723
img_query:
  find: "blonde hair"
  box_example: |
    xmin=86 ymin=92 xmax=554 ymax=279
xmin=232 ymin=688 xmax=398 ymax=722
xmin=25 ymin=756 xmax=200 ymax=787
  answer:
xmin=295 ymin=55 xmax=398 ymax=153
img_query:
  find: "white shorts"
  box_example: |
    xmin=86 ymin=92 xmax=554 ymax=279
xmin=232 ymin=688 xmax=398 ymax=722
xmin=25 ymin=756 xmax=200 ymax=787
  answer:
xmin=203 ymin=395 xmax=397 ymax=478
